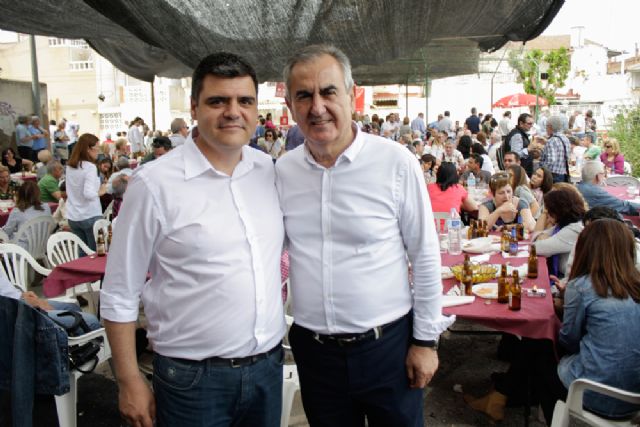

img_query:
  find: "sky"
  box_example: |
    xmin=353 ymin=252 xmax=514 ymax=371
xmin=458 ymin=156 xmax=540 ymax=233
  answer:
xmin=542 ymin=0 xmax=640 ymax=56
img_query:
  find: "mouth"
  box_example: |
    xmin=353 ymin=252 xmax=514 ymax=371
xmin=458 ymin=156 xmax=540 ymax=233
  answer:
xmin=309 ymin=118 xmax=333 ymax=126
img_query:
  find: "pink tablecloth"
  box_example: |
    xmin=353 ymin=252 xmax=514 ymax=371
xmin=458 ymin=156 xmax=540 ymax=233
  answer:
xmin=442 ymin=251 xmax=560 ymax=342
xmin=43 ymin=255 xmax=108 ymax=297
xmin=604 ymin=185 xmax=640 ymax=228
xmin=0 ymin=202 xmax=59 ymax=227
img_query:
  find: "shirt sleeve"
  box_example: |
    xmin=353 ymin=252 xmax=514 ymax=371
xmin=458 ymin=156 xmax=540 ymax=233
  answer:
xmin=510 ymin=134 xmax=524 ymax=155
xmin=3 ymin=210 xmax=20 ymax=239
xmin=100 ymin=173 xmax=165 ymax=322
xmin=82 ymin=163 xmax=101 ymax=200
xmin=534 ymin=224 xmax=578 ymax=257
xmin=397 ymin=154 xmax=455 ymax=340
xmin=558 ymin=277 xmax=587 ymax=354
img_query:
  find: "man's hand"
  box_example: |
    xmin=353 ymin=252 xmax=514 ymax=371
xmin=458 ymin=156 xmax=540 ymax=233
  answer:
xmin=22 ymin=291 xmax=54 ymax=311
xmin=118 ymin=376 xmax=156 ymax=427
xmin=405 ymin=345 xmax=439 ymax=389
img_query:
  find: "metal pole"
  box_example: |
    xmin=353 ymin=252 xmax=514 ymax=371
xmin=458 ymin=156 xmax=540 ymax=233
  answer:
xmin=150 ymin=79 xmax=156 ymax=131
xmin=29 ymin=35 xmax=41 ymax=116
xmin=405 ymin=80 xmax=409 ymax=119
xmin=535 ymin=61 xmax=540 ymax=122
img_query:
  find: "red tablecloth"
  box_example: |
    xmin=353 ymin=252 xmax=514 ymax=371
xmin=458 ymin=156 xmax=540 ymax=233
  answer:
xmin=604 ymin=185 xmax=640 ymax=228
xmin=0 ymin=202 xmax=59 ymax=227
xmin=43 ymin=255 xmax=108 ymax=297
xmin=442 ymin=251 xmax=560 ymax=342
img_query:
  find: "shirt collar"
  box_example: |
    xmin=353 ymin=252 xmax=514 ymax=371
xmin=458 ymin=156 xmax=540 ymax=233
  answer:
xmin=183 ymin=132 xmax=257 ymax=180
xmin=303 ymin=122 xmax=364 ymax=168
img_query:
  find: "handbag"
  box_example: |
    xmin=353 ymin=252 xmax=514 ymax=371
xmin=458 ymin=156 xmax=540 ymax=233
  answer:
xmin=50 ymin=310 xmax=103 ymax=373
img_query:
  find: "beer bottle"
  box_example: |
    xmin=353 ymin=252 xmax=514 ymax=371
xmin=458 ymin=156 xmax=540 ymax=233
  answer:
xmin=527 ymin=244 xmax=538 ymax=279
xmin=501 ymin=229 xmax=510 ymax=253
xmin=516 ymin=215 xmax=524 ymax=241
xmin=96 ymin=229 xmax=106 ymax=257
xmin=107 ymin=224 xmax=113 ymax=249
xmin=467 ymin=219 xmax=475 ymax=240
xmin=509 ymin=228 xmax=518 ymax=256
xmin=508 ymin=270 xmax=522 ymax=311
xmin=462 ymin=270 xmax=474 ymax=296
xmin=497 ymin=264 xmax=509 ymax=304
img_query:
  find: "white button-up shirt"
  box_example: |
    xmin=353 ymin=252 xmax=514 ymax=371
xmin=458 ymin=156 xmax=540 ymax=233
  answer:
xmin=65 ymin=161 xmax=102 ymax=221
xmin=101 ymin=136 xmax=286 ymax=360
xmin=128 ymin=125 xmax=144 ymax=152
xmin=276 ymin=125 xmax=454 ymax=341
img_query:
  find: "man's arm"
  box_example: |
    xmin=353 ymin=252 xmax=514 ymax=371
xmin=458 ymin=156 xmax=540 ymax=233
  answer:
xmin=105 ymin=320 xmax=155 ymax=427
xmin=509 ymin=133 xmax=524 ymax=156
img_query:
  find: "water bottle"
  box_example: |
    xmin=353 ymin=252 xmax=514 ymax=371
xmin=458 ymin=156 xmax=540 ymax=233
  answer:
xmin=447 ymin=208 xmax=462 ymax=255
xmin=466 ymin=173 xmax=476 ymax=190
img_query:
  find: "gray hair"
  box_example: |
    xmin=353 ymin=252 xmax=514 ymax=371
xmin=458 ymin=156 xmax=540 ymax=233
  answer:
xmin=581 ymin=160 xmax=605 ymax=183
xmin=283 ymin=44 xmax=354 ymax=100
xmin=31 ymin=116 xmax=41 ymax=122
xmin=46 ymin=160 xmax=62 ymax=175
xmin=547 ymin=115 xmax=564 ymax=133
xmin=170 ymin=118 xmax=186 ymax=134
xmin=111 ymin=174 xmax=129 ymax=197
xmin=115 ymin=157 xmax=130 ymax=171
xmin=17 ymin=115 xmax=29 ymax=125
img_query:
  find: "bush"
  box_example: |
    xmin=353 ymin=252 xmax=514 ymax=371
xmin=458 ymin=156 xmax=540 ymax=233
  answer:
xmin=608 ymin=105 xmax=640 ymax=177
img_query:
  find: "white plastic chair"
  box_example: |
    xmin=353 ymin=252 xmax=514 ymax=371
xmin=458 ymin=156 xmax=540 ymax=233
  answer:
xmin=281 ymin=364 xmax=300 ymax=427
xmin=92 ymin=218 xmax=111 ymax=246
xmin=102 ymin=200 xmax=114 ymax=221
xmin=551 ymin=378 xmax=640 ymax=427
xmin=12 ymin=215 xmax=56 ymax=261
xmin=606 ymin=175 xmax=640 ymax=188
xmin=0 ymin=228 xmax=9 ymax=243
xmin=56 ymin=328 xmax=112 ymax=427
xmin=624 ymin=161 xmax=633 ymax=176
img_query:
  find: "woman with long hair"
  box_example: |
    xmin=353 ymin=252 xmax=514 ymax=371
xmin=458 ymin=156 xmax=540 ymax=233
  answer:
xmin=427 ymin=162 xmax=477 ymax=214
xmin=529 ymin=166 xmax=553 ymax=209
xmin=599 ymin=138 xmax=625 ymax=175
xmin=1 ymin=147 xmax=33 ymax=174
xmin=65 ymin=133 xmax=107 ymax=249
xmin=507 ymin=165 xmax=540 ymax=217
xmin=558 ymin=219 xmax=640 ymax=419
xmin=2 ymin=181 xmax=52 ymax=248
xmin=479 ymin=172 xmax=535 ymax=232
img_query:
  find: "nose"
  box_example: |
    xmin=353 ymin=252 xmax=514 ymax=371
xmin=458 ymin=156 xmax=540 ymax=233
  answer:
xmin=223 ymin=99 xmax=241 ymax=120
xmin=310 ymin=93 xmax=326 ymax=116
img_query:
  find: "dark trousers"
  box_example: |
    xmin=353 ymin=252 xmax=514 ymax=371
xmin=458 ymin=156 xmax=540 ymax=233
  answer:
xmin=289 ymin=312 xmax=423 ymax=427
xmin=17 ymin=146 xmax=33 ymax=164
xmin=551 ymin=173 xmax=569 ymax=183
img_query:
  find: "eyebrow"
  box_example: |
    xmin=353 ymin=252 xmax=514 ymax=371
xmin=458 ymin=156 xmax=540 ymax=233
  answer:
xmin=204 ymin=95 xmax=256 ymax=103
xmin=295 ymin=84 xmax=339 ymax=99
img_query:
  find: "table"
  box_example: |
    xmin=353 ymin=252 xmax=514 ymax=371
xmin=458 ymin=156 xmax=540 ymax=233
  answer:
xmin=10 ymin=172 xmax=38 ymax=182
xmin=0 ymin=202 xmax=59 ymax=227
xmin=603 ymin=185 xmax=640 ymax=228
xmin=442 ymin=250 xmax=560 ymax=342
xmin=43 ymin=255 xmax=108 ymax=297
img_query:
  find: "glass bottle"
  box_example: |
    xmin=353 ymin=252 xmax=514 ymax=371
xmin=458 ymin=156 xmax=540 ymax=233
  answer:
xmin=501 ymin=229 xmax=510 ymax=253
xmin=527 ymin=244 xmax=538 ymax=279
xmin=467 ymin=219 xmax=475 ymax=240
xmin=508 ymin=270 xmax=522 ymax=311
xmin=509 ymin=228 xmax=518 ymax=256
xmin=497 ymin=264 xmax=509 ymax=304
xmin=462 ymin=271 xmax=474 ymax=296
xmin=96 ymin=229 xmax=106 ymax=257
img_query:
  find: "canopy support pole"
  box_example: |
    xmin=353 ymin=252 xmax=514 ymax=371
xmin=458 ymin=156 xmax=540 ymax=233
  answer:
xmin=29 ymin=35 xmax=41 ymax=116
xmin=490 ymin=47 xmax=508 ymax=111
xmin=150 ymin=79 xmax=156 ymax=131
xmin=405 ymin=79 xmax=409 ymax=119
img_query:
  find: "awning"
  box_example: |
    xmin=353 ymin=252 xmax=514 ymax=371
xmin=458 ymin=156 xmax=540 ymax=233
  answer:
xmin=0 ymin=0 xmax=564 ymax=84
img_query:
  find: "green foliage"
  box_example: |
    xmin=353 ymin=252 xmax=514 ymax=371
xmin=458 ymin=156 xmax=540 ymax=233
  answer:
xmin=608 ymin=105 xmax=640 ymax=177
xmin=507 ymin=48 xmax=571 ymax=105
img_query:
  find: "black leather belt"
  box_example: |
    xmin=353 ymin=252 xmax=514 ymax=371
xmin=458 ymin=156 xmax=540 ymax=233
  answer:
xmin=308 ymin=315 xmax=406 ymax=347
xmin=207 ymin=344 xmax=281 ymax=368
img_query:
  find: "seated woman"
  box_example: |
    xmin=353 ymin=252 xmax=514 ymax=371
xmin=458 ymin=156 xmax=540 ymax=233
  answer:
xmin=599 ymin=138 xmax=625 ymax=175
xmin=420 ymin=153 xmax=437 ymax=184
xmin=478 ymin=172 xmax=535 ymax=232
xmin=2 ymin=181 xmax=52 ymax=248
xmin=1 ymin=147 xmax=33 ymax=174
xmin=507 ymin=165 xmax=540 ymax=217
xmin=558 ymin=219 xmax=640 ymax=419
xmin=529 ymin=166 xmax=553 ymax=210
xmin=533 ymin=184 xmax=586 ymax=278
xmin=427 ymin=162 xmax=477 ymax=214
xmin=0 ymin=165 xmax=18 ymax=200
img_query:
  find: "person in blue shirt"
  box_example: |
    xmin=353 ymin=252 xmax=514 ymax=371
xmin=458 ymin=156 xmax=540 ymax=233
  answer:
xmin=576 ymin=161 xmax=640 ymax=215
xmin=464 ymin=107 xmax=481 ymax=134
xmin=28 ymin=116 xmax=49 ymax=162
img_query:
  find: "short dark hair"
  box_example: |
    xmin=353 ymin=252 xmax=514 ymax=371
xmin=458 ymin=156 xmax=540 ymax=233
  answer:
xmin=191 ymin=52 xmax=258 ymax=102
xmin=436 ymin=162 xmax=459 ymax=191
xmin=421 ymin=154 xmax=436 ymax=170
xmin=583 ymin=206 xmax=621 ymax=225
xmin=504 ymin=151 xmax=520 ymax=162
xmin=152 ymin=136 xmax=172 ymax=150
xmin=544 ymin=186 xmax=586 ymax=228
xmin=444 ymin=111 xmax=450 ymax=117
xmin=517 ymin=113 xmax=532 ymax=126
xmin=471 ymin=142 xmax=487 ymax=156
xmin=469 ymin=153 xmax=483 ymax=168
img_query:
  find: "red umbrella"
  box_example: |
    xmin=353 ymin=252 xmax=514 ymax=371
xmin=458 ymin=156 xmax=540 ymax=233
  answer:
xmin=492 ymin=93 xmax=548 ymax=108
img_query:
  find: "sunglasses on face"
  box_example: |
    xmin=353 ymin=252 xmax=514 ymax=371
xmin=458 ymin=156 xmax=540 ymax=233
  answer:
xmin=606 ymin=145 xmax=612 ymax=148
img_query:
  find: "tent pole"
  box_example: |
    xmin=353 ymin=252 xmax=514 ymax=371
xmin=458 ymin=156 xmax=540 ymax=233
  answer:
xmin=150 ymin=79 xmax=156 ymax=131
xmin=29 ymin=35 xmax=41 ymax=116
xmin=405 ymin=79 xmax=409 ymax=119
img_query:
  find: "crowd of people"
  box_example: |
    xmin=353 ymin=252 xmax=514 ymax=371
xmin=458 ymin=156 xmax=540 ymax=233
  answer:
xmin=1 ymin=43 xmax=639 ymax=427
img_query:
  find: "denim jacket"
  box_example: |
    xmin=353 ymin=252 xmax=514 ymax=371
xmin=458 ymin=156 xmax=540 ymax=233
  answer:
xmin=0 ymin=296 xmax=70 ymax=427
xmin=558 ymin=275 xmax=640 ymax=418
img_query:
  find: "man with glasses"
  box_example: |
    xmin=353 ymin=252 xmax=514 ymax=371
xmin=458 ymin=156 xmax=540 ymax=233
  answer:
xmin=541 ymin=115 xmax=572 ymax=183
xmin=168 ymin=118 xmax=189 ymax=147
xmin=501 ymin=113 xmax=533 ymax=175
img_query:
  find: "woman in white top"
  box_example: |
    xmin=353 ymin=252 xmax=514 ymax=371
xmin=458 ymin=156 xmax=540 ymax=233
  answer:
xmin=65 ymin=133 xmax=107 ymax=250
xmin=3 ymin=180 xmax=52 ymax=249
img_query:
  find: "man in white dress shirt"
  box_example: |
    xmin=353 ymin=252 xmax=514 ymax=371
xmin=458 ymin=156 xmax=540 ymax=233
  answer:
xmin=101 ymin=52 xmax=285 ymax=427
xmin=127 ymin=117 xmax=145 ymax=157
xmin=277 ymin=44 xmax=454 ymax=426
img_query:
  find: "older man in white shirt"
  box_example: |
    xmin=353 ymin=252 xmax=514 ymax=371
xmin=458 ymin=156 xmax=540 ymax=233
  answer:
xmin=101 ymin=52 xmax=285 ymax=427
xmin=277 ymin=44 xmax=454 ymax=426
xmin=168 ymin=117 xmax=189 ymax=147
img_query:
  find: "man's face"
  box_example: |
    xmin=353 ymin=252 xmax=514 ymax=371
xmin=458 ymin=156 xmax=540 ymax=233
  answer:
xmin=520 ymin=117 xmax=534 ymax=132
xmin=180 ymin=122 xmax=189 ymax=137
xmin=154 ymin=146 xmax=169 ymax=158
xmin=0 ymin=172 xmax=9 ymax=187
xmin=52 ymin=166 xmax=63 ymax=180
xmin=190 ymin=75 xmax=258 ymax=153
xmin=467 ymin=157 xmax=478 ymax=172
xmin=444 ymin=142 xmax=454 ymax=155
xmin=286 ymin=54 xmax=355 ymax=152
xmin=503 ymin=154 xmax=518 ymax=168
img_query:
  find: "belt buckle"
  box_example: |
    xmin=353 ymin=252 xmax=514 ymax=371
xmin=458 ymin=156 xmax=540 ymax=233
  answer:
xmin=336 ymin=336 xmax=359 ymax=346
xmin=230 ymin=358 xmax=243 ymax=368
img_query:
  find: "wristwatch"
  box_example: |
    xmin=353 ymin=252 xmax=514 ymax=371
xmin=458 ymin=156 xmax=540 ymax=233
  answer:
xmin=411 ymin=337 xmax=439 ymax=350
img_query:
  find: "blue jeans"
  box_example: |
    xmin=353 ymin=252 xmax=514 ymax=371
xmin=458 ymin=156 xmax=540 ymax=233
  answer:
xmin=153 ymin=347 xmax=283 ymax=427
xmin=47 ymin=301 xmax=101 ymax=333
xmin=68 ymin=215 xmax=102 ymax=252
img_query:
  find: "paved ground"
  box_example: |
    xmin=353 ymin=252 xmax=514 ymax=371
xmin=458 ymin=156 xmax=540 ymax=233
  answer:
xmin=12 ymin=320 xmax=560 ymax=427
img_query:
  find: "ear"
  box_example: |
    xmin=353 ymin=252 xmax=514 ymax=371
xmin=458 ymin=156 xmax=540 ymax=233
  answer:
xmin=285 ymin=97 xmax=297 ymax=123
xmin=349 ymin=85 xmax=356 ymax=114
xmin=190 ymin=97 xmax=197 ymax=121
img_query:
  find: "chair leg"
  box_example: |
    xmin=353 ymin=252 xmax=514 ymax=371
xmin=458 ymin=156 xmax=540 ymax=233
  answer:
xmin=55 ymin=375 xmax=77 ymax=427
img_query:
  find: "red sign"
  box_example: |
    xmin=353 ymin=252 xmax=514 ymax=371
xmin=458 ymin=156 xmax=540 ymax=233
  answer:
xmin=280 ymin=116 xmax=288 ymax=126
xmin=275 ymin=82 xmax=286 ymax=98
xmin=355 ymin=85 xmax=365 ymax=114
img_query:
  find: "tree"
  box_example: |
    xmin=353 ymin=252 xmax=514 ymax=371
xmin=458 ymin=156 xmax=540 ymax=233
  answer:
xmin=507 ymin=47 xmax=571 ymax=105
xmin=608 ymin=104 xmax=640 ymax=177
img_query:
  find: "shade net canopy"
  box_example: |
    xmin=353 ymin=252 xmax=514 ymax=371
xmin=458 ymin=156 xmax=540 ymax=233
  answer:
xmin=0 ymin=0 xmax=564 ymax=84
